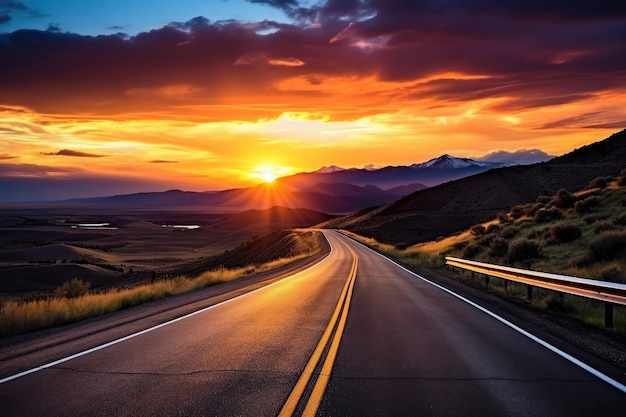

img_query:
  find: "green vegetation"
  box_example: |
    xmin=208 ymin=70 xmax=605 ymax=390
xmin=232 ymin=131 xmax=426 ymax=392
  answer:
xmin=0 ymin=230 xmax=322 ymax=337
xmin=344 ymin=173 xmax=626 ymax=332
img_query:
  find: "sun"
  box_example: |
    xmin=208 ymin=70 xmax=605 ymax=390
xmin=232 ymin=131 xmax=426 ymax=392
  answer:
xmin=260 ymin=171 xmax=277 ymax=183
xmin=250 ymin=165 xmax=290 ymax=184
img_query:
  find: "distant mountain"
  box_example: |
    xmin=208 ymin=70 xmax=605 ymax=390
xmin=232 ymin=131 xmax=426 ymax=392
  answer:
xmin=59 ymin=151 xmax=556 ymax=214
xmin=320 ymin=129 xmax=626 ymax=244
xmin=314 ymin=165 xmax=346 ymax=173
xmin=410 ymin=154 xmax=502 ymax=169
xmin=278 ymin=155 xmax=506 ymax=191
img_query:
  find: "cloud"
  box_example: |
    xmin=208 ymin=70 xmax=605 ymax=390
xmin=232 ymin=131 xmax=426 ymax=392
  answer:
xmin=0 ymin=154 xmax=16 ymax=160
xmin=0 ymin=0 xmax=43 ymax=23
xmin=477 ymin=149 xmax=555 ymax=164
xmin=0 ymin=2 xmax=623 ymax=121
xmin=149 ymin=160 xmax=178 ymax=164
xmin=0 ymin=162 xmax=79 ymax=176
xmin=42 ymin=149 xmax=106 ymax=158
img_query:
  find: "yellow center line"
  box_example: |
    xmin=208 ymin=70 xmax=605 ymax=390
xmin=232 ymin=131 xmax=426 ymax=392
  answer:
xmin=278 ymin=243 xmax=358 ymax=417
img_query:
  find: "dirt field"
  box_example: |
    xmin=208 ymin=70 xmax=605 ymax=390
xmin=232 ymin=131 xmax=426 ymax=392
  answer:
xmin=0 ymin=204 xmax=325 ymax=298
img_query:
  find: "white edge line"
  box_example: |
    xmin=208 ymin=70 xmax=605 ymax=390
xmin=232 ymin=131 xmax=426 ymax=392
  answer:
xmin=0 ymin=237 xmax=334 ymax=385
xmin=338 ymin=231 xmax=626 ymax=394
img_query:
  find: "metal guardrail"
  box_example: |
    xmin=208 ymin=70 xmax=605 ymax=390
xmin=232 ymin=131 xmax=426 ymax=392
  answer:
xmin=445 ymin=256 xmax=626 ymax=328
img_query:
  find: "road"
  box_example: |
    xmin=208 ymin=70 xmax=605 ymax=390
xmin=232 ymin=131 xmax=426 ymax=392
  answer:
xmin=0 ymin=230 xmax=624 ymax=416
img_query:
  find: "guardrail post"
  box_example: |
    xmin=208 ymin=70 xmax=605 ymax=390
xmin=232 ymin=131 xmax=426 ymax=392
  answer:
xmin=485 ymin=275 xmax=489 ymax=286
xmin=605 ymin=303 xmax=614 ymax=329
xmin=527 ymin=285 xmax=533 ymax=302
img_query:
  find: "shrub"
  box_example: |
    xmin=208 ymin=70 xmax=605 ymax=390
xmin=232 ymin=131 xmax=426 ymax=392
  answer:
xmin=536 ymin=195 xmax=552 ymax=204
xmin=463 ymin=242 xmax=483 ymax=258
xmin=470 ymin=225 xmax=486 ymax=236
xmin=500 ymin=226 xmax=519 ymax=239
xmin=394 ymin=242 xmax=410 ymax=250
xmin=589 ymin=231 xmax=626 ymax=260
xmin=506 ymin=240 xmax=542 ymax=264
xmin=488 ymin=237 xmax=509 ymax=257
xmin=549 ymin=224 xmax=582 ymax=243
xmin=55 ymin=278 xmax=91 ymax=298
xmin=486 ymin=224 xmax=501 ymax=234
xmin=528 ymin=227 xmax=550 ymax=240
xmin=574 ymin=196 xmax=601 ymax=214
xmin=594 ymin=220 xmax=617 ymax=234
xmin=533 ymin=207 xmax=562 ymax=222
xmin=614 ymin=213 xmax=626 ymax=226
xmin=586 ymin=176 xmax=609 ymax=189
xmin=597 ymin=264 xmax=624 ymax=283
xmin=551 ymin=189 xmax=576 ymax=209
xmin=497 ymin=212 xmax=512 ymax=223
xmin=477 ymin=234 xmax=495 ymax=247
xmin=510 ymin=206 xmax=524 ymax=219
xmin=537 ymin=293 xmax=575 ymax=313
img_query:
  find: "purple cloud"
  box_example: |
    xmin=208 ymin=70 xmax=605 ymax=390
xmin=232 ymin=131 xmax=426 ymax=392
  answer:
xmin=42 ymin=149 xmax=106 ymax=158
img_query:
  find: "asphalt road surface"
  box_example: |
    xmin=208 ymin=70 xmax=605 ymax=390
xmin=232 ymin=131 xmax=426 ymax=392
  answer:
xmin=1 ymin=230 xmax=624 ymax=416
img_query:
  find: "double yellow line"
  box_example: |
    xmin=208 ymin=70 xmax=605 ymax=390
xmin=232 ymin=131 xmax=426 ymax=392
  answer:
xmin=278 ymin=244 xmax=358 ymax=417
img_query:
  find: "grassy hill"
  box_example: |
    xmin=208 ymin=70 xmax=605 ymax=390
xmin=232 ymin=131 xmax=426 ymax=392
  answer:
xmin=349 ymin=171 xmax=626 ymax=282
xmin=342 ymin=172 xmax=626 ymax=331
xmin=322 ymin=129 xmax=626 ymax=245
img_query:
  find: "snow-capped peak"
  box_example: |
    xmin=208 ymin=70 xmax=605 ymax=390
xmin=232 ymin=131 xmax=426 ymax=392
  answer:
xmin=411 ymin=154 xmax=497 ymax=169
xmin=314 ymin=165 xmax=345 ymax=173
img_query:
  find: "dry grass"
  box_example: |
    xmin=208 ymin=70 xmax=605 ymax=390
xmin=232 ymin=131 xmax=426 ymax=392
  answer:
xmin=0 ymin=230 xmax=322 ymax=337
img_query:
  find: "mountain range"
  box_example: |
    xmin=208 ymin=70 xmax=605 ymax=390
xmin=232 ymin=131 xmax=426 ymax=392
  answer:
xmin=61 ymin=152 xmax=553 ymax=213
xmin=321 ymin=129 xmax=626 ymax=244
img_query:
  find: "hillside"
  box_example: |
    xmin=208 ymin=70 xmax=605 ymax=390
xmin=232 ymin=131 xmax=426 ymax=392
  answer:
xmin=322 ymin=130 xmax=626 ymax=244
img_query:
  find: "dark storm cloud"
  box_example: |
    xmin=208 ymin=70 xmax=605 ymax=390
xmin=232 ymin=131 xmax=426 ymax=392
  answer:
xmin=0 ymin=0 xmax=43 ymax=23
xmin=0 ymin=0 xmax=624 ymax=118
xmin=42 ymin=149 xmax=106 ymax=158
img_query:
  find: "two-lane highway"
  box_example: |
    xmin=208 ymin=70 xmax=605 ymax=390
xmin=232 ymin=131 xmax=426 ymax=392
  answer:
xmin=0 ymin=231 xmax=356 ymax=416
xmin=1 ymin=230 xmax=624 ymax=415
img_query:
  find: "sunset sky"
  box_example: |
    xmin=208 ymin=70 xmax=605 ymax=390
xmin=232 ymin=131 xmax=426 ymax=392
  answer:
xmin=1 ymin=0 xmax=625 ymax=201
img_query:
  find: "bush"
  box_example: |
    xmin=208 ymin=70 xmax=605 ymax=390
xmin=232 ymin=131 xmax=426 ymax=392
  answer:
xmin=394 ymin=242 xmax=409 ymax=250
xmin=597 ymin=264 xmax=624 ymax=283
xmin=537 ymin=293 xmax=575 ymax=313
xmin=497 ymin=212 xmax=512 ymax=223
xmin=586 ymin=176 xmax=609 ymax=189
xmin=55 ymin=278 xmax=91 ymax=298
xmin=534 ymin=207 xmax=562 ymax=222
xmin=470 ymin=225 xmax=486 ymax=236
xmin=594 ymin=220 xmax=617 ymax=234
xmin=574 ymin=196 xmax=601 ymax=214
xmin=510 ymin=206 xmax=524 ymax=219
xmin=488 ymin=237 xmax=509 ymax=257
xmin=506 ymin=240 xmax=542 ymax=264
xmin=486 ymin=224 xmax=501 ymax=234
xmin=614 ymin=213 xmax=626 ymax=226
xmin=536 ymin=195 xmax=552 ymax=204
xmin=549 ymin=224 xmax=582 ymax=243
xmin=500 ymin=226 xmax=519 ymax=239
xmin=589 ymin=231 xmax=626 ymax=260
xmin=528 ymin=227 xmax=550 ymax=240
xmin=463 ymin=242 xmax=483 ymax=258
xmin=477 ymin=234 xmax=495 ymax=247
xmin=551 ymin=189 xmax=576 ymax=209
